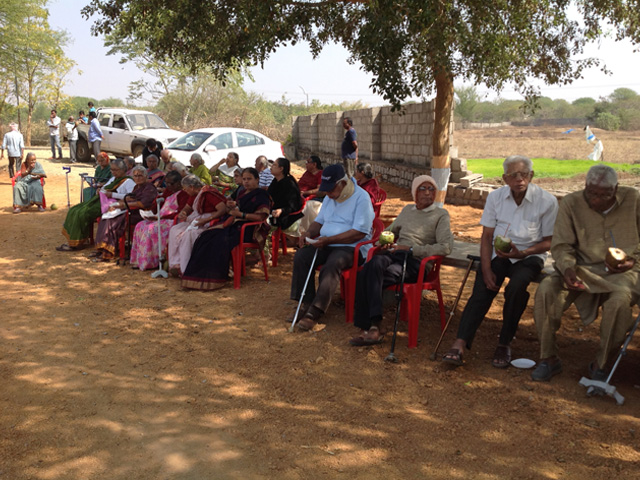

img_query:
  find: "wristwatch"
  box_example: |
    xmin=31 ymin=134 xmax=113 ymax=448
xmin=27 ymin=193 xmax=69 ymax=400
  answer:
xmin=409 ymin=247 xmax=413 ymax=254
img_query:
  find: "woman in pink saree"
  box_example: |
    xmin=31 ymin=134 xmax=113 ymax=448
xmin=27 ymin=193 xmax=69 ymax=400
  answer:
xmin=130 ymin=171 xmax=188 ymax=270
xmin=167 ymin=174 xmax=227 ymax=276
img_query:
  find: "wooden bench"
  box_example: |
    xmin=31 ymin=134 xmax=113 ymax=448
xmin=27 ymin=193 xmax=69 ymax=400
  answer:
xmin=443 ymin=240 xmax=554 ymax=281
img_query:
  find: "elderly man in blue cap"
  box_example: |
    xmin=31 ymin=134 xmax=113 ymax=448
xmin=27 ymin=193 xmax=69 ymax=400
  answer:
xmin=289 ymin=163 xmax=374 ymax=331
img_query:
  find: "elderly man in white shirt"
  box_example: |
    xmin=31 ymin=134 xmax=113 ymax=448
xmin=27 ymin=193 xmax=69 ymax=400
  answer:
xmin=443 ymin=155 xmax=558 ymax=368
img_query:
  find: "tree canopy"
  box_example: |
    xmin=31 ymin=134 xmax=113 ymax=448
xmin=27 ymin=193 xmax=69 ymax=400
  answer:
xmin=82 ymin=0 xmax=640 ymax=199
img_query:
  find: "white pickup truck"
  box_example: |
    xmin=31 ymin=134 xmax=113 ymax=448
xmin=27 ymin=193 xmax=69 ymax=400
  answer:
xmin=76 ymin=108 xmax=183 ymax=162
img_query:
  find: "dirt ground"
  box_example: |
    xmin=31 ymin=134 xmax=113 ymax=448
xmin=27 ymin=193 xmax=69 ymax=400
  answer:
xmin=1 ymin=147 xmax=640 ymax=479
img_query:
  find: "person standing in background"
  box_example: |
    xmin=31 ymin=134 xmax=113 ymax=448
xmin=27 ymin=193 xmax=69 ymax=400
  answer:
xmin=88 ymin=111 xmax=104 ymax=164
xmin=47 ymin=110 xmax=63 ymax=160
xmin=341 ymin=117 xmax=358 ymax=177
xmin=1 ymin=122 xmax=24 ymax=178
xmin=66 ymin=116 xmax=78 ymax=163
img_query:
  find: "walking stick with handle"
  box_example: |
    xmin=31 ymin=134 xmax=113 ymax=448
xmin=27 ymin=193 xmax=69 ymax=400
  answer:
xmin=385 ymin=250 xmax=410 ymax=363
xmin=62 ymin=166 xmax=71 ymax=207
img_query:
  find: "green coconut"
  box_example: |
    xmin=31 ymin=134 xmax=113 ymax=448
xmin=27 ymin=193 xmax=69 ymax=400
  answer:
xmin=378 ymin=231 xmax=395 ymax=246
xmin=50 ymin=203 xmax=58 ymax=211
xmin=605 ymin=247 xmax=626 ymax=268
xmin=494 ymin=235 xmax=512 ymax=253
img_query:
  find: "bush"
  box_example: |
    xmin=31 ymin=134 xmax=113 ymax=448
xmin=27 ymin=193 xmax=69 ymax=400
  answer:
xmin=595 ymin=112 xmax=621 ymax=131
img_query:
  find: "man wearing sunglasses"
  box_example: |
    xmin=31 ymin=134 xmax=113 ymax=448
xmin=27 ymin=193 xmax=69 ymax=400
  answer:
xmin=443 ymin=155 xmax=558 ymax=369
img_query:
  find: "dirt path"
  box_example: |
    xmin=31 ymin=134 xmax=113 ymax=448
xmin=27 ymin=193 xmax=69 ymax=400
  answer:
xmin=1 ymin=150 xmax=639 ymax=479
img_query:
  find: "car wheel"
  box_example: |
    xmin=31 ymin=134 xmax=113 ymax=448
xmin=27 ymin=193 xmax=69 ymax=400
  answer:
xmin=132 ymin=144 xmax=144 ymax=158
xmin=76 ymin=138 xmax=91 ymax=162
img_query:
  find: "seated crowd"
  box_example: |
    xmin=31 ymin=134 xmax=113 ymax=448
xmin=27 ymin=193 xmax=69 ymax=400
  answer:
xmin=48 ymin=149 xmax=639 ymax=387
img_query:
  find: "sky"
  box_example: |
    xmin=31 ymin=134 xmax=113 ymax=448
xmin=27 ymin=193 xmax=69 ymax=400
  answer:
xmin=48 ymin=0 xmax=640 ymax=107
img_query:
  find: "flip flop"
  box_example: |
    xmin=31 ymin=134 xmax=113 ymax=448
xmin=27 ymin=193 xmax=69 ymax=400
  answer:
xmin=56 ymin=244 xmax=75 ymax=252
xmin=492 ymin=345 xmax=512 ymax=369
xmin=442 ymin=348 xmax=464 ymax=367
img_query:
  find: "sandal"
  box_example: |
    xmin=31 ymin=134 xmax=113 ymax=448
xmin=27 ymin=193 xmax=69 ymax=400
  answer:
xmin=349 ymin=326 xmax=385 ymax=346
xmin=296 ymin=314 xmax=318 ymax=332
xmin=492 ymin=345 xmax=512 ymax=369
xmin=56 ymin=244 xmax=75 ymax=252
xmin=87 ymin=251 xmax=102 ymax=258
xmin=442 ymin=348 xmax=464 ymax=366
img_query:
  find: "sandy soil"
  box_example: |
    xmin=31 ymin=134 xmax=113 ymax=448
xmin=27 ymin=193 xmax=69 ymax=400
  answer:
xmin=1 ymin=149 xmax=640 ymax=479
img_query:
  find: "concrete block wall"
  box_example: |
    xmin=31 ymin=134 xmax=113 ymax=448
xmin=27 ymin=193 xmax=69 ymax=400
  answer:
xmin=290 ymin=99 xmax=444 ymax=188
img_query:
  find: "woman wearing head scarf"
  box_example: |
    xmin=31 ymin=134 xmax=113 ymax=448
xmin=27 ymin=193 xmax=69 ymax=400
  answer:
xmin=167 ymin=174 xmax=227 ymax=275
xmin=181 ymin=167 xmax=271 ymax=290
xmin=57 ymin=157 xmax=135 ymax=251
xmin=13 ymin=153 xmax=46 ymax=213
xmin=129 ymin=171 xmax=190 ymax=270
xmin=349 ymin=175 xmax=454 ymax=346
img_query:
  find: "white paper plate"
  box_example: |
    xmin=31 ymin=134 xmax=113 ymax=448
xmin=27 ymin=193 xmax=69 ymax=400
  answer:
xmin=511 ymin=358 xmax=536 ymax=369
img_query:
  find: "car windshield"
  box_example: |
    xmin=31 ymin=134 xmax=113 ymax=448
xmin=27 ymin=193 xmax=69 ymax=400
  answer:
xmin=125 ymin=113 xmax=169 ymax=131
xmin=168 ymin=132 xmax=213 ymax=151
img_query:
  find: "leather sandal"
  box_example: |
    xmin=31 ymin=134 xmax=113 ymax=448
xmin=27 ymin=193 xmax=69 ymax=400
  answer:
xmin=492 ymin=345 xmax=512 ymax=369
xmin=442 ymin=348 xmax=464 ymax=366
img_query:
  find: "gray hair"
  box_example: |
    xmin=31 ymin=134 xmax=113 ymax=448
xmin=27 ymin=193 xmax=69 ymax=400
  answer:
xmin=132 ymin=165 xmax=147 ymax=176
xmin=503 ymin=155 xmax=533 ymax=174
xmin=190 ymin=153 xmax=204 ymax=165
xmin=146 ymin=154 xmax=159 ymax=165
xmin=356 ymin=162 xmax=374 ymax=179
xmin=111 ymin=158 xmax=126 ymax=171
xmin=182 ymin=174 xmax=204 ymax=188
xmin=123 ymin=156 xmax=136 ymax=168
xmin=256 ymin=155 xmax=268 ymax=167
xmin=25 ymin=152 xmax=36 ymax=161
xmin=586 ymin=164 xmax=618 ymax=188
xmin=173 ymin=162 xmax=187 ymax=175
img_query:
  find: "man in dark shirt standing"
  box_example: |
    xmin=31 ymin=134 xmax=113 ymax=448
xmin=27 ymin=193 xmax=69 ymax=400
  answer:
xmin=341 ymin=117 xmax=358 ymax=177
xmin=142 ymin=138 xmax=163 ymax=168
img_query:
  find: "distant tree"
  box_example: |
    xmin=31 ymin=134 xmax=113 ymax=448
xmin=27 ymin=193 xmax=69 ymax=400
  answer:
xmin=83 ymin=0 xmax=640 ymax=201
xmin=572 ymin=97 xmax=596 ymax=107
xmin=1 ymin=2 xmax=73 ymax=144
xmin=454 ymin=86 xmax=479 ymax=123
xmin=608 ymin=88 xmax=638 ymax=103
xmin=595 ymin=112 xmax=621 ymax=131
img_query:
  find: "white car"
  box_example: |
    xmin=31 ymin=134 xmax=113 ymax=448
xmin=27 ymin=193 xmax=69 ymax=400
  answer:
xmin=77 ymin=108 xmax=183 ymax=161
xmin=166 ymin=128 xmax=285 ymax=169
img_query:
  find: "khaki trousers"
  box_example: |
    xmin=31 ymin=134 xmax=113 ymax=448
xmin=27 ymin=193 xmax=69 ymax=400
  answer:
xmin=534 ymin=273 xmax=637 ymax=367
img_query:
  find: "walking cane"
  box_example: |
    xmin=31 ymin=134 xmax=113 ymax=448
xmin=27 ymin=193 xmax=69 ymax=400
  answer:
xmin=151 ymin=197 xmax=169 ymax=279
xmin=429 ymin=254 xmax=479 ymax=361
xmin=289 ymin=247 xmax=319 ymax=333
xmin=385 ymin=250 xmax=410 ymax=363
xmin=62 ymin=166 xmax=71 ymax=207
xmin=79 ymin=172 xmax=88 ymax=203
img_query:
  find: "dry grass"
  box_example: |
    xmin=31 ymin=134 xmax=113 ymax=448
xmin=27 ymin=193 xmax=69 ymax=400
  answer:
xmin=456 ymin=125 xmax=640 ymax=164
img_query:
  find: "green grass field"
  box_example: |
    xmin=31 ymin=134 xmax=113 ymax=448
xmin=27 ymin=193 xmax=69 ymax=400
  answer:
xmin=467 ymin=158 xmax=639 ymax=179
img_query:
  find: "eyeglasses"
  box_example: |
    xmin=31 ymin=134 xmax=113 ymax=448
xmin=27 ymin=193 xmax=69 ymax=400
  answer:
xmin=132 ymin=173 xmax=146 ymax=178
xmin=505 ymin=171 xmax=531 ymax=180
xmin=417 ymin=186 xmax=436 ymax=193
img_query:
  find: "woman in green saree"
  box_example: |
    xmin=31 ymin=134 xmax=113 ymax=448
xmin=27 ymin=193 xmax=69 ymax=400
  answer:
xmin=57 ymin=158 xmax=135 ymax=251
xmin=189 ymin=153 xmax=212 ymax=185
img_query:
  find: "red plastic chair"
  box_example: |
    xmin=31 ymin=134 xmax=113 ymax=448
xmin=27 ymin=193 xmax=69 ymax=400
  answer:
xmin=338 ymin=217 xmax=385 ymax=323
xmin=12 ymin=173 xmax=47 ymax=209
xmin=271 ymin=197 xmax=306 ymax=267
xmin=384 ymin=254 xmax=446 ymax=349
xmin=372 ymin=188 xmax=387 ymax=219
xmin=231 ymin=221 xmax=269 ymax=289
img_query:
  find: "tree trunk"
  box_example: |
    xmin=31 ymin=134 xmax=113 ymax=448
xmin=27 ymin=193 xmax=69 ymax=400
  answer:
xmin=431 ymin=69 xmax=454 ymax=206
